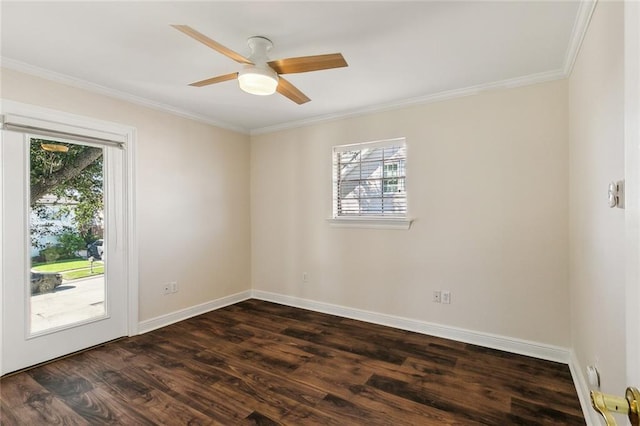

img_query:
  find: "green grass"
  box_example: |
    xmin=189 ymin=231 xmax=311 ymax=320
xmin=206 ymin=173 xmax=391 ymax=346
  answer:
xmin=62 ymin=266 xmax=104 ymax=280
xmin=32 ymin=259 xmax=104 ymax=280
xmin=32 ymin=259 xmax=92 ymax=272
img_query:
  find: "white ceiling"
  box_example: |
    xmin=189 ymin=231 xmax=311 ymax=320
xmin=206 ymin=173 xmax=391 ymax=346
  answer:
xmin=1 ymin=1 xmax=585 ymax=134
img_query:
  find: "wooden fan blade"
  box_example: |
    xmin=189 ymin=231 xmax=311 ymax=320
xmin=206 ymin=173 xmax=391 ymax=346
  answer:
xmin=189 ymin=72 xmax=238 ymax=87
xmin=268 ymin=53 xmax=347 ymax=74
xmin=172 ymin=25 xmax=253 ymax=65
xmin=276 ymin=77 xmax=311 ymax=104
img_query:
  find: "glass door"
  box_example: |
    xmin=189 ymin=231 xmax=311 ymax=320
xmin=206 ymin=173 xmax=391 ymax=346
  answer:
xmin=1 ymin=129 xmax=128 ymax=374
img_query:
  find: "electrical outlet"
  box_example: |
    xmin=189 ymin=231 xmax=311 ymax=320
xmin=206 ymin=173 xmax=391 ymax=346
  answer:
xmin=170 ymin=281 xmax=178 ymax=293
xmin=162 ymin=284 xmax=171 ymax=295
xmin=302 ymin=272 xmax=309 ymax=283
xmin=442 ymin=291 xmax=451 ymax=304
xmin=433 ymin=291 xmax=441 ymax=303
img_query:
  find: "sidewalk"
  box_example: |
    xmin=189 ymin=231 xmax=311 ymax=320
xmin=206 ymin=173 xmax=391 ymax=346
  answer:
xmin=30 ymin=276 xmax=105 ymax=334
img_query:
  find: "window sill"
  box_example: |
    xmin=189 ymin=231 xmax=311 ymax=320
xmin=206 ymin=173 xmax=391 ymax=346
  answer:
xmin=327 ymin=217 xmax=413 ymax=230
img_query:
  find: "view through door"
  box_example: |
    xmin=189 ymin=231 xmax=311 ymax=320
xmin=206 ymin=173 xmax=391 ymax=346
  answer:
xmin=29 ymin=138 xmax=107 ymax=334
xmin=1 ymin=120 xmax=133 ymax=375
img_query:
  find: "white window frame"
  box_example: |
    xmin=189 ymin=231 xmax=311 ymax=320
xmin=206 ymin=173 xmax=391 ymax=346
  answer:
xmin=328 ymin=137 xmax=412 ymax=230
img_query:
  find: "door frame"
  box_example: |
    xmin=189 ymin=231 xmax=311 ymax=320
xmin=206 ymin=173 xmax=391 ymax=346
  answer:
xmin=0 ymin=100 xmax=138 ymax=374
xmin=625 ymin=0 xmax=640 ymax=386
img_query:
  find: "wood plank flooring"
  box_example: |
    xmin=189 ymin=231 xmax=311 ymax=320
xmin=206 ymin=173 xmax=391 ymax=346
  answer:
xmin=0 ymin=299 xmax=585 ymax=425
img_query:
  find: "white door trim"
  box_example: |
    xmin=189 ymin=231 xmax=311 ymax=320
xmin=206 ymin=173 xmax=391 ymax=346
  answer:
xmin=0 ymin=100 xmax=138 ymax=373
xmin=625 ymin=0 xmax=640 ymax=386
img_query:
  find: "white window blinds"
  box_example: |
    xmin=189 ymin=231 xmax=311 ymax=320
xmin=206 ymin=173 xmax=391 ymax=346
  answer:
xmin=333 ymin=138 xmax=407 ymax=218
xmin=1 ymin=114 xmax=126 ymax=149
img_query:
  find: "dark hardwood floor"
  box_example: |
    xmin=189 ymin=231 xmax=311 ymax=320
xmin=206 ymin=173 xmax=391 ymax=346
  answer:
xmin=1 ymin=299 xmax=584 ymax=425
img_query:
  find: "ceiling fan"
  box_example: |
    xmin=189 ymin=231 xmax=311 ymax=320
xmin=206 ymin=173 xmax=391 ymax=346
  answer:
xmin=172 ymin=25 xmax=348 ymax=105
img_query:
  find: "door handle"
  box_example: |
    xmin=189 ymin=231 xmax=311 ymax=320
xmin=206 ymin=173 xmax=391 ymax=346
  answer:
xmin=590 ymin=387 xmax=640 ymax=425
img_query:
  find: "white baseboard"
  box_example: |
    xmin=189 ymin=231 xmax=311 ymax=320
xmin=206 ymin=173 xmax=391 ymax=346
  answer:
xmin=569 ymin=351 xmax=601 ymax=426
xmin=137 ymin=289 xmax=590 ymax=421
xmin=137 ymin=290 xmax=251 ymax=334
xmin=251 ymin=290 xmax=570 ymax=363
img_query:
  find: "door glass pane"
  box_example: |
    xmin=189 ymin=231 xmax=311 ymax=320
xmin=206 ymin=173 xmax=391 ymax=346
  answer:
xmin=29 ymin=138 xmax=106 ymax=334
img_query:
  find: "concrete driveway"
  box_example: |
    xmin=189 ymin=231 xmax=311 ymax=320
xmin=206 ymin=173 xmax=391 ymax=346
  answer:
xmin=30 ymin=276 xmax=105 ymax=334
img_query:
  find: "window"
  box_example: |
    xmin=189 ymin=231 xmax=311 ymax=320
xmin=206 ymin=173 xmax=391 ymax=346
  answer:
xmin=333 ymin=138 xmax=407 ymax=220
xmin=383 ymin=163 xmax=400 ymax=194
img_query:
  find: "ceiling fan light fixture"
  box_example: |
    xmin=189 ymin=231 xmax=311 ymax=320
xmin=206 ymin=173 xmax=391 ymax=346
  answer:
xmin=238 ymin=66 xmax=279 ymax=96
xmin=41 ymin=143 xmax=69 ymax=153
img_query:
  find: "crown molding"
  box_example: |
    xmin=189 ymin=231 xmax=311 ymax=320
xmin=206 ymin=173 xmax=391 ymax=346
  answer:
xmin=250 ymin=68 xmax=566 ymax=136
xmin=2 ymin=0 xmax=595 ymax=138
xmin=250 ymin=0 xmax=596 ymax=136
xmin=563 ymin=0 xmax=598 ymax=76
xmin=0 ymin=57 xmax=249 ymax=135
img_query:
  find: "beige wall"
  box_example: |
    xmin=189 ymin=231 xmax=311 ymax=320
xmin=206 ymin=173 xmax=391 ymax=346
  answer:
xmin=568 ymin=0 xmax=626 ymax=398
xmin=251 ymin=80 xmax=570 ymax=347
xmin=1 ymin=68 xmax=252 ymax=321
xmin=0 ymin=5 xmax=631 ymax=391
xmin=1 ymin=67 xmax=574 ymax=351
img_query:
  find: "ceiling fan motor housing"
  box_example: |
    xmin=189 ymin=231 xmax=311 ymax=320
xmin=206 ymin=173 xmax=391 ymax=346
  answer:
xmin=238 ymin=36 xmax=279 ymax=95
xmin=247 ymin=36 xmax=273 ymax=60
